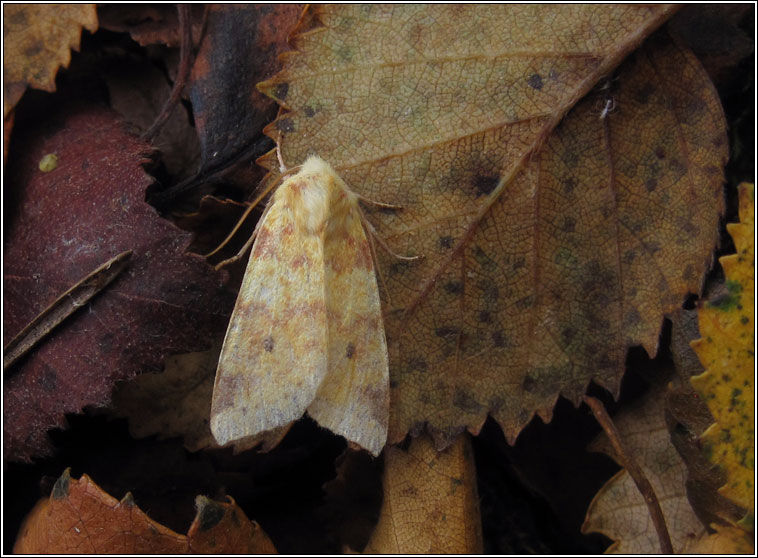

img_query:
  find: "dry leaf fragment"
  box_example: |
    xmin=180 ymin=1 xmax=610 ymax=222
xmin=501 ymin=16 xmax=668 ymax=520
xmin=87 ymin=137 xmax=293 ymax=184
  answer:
xmin=111 ymin=343 xmax=286 ymax=454
xmin=257 ymin=5 xmax=727 ymax=448
xmin=189 ymin=5 xmax=304 ymax=176
xmin=582 ymin=384 xmax=707 ymax=553
xmin=365 ymin=434 xmax=483 ymax=553
xmin=13 ymin=469 xmax=276 ymax=554
xmin=211 ymin=156 xmax=389 ymax=456
xmin=97 ymin=4 xmax=205 ymax=47
xmin=3 ymin=4 xmax=97 ymax=117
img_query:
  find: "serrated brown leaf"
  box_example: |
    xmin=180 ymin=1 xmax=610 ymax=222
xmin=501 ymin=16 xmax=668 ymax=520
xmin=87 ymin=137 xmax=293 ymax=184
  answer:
xmin=257 ymin=5 xmax=727 ymax=447
xmin=13 ymin=470 xmax=276 ymax=554
xmin=3 ymin=4 xmax=97 ymax=117
xmin=3 ymin=106 xmax=234 ymax=461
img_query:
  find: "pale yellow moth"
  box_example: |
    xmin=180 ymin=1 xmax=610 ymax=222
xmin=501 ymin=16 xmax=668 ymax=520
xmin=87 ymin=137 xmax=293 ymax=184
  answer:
xmin=210 ymin=156 xmax=389 ymax=456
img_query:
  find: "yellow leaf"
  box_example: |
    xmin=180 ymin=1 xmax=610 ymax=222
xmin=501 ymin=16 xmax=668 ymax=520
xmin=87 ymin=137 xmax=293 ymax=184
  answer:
xmin=685 ymin=523 xmax=754 ymax=554
xmin=691 ymin=182 xmax=755 ymax=525
xmin=365 ymin=434 xmax=482 ymax=553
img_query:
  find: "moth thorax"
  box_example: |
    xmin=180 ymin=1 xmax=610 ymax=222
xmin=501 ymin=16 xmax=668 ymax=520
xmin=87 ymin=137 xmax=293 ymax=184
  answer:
xmin=283 ymin=173 xmax=332 ymax=235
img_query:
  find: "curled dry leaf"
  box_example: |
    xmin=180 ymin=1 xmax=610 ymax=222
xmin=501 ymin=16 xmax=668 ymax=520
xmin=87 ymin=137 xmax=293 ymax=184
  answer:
xmin=582 ymin=384 xmax=707 ymax=553
xmin=257 ymin=5 xmax=728 ymax=447
xmin=189 ymin=4 xmax=304 ymax=177
xmin=152 ymin=4 xmax=305 ymax=208
xmin=13 ymin=469 xmax=276 ymax=554
xmin=365 ymin=434 xmax=482 ymax=554
xmin=97 ymin=4 xmax=205 ymax=47
xmin=3 ymin=4 xmax=97 ymax=117
xmin=691 ymin=182 xmax=755 ymax=525
xmin=3 ymin=107 xmax=234 ymax=461
xmin=320 ymin=450 xmax=383 ymax=552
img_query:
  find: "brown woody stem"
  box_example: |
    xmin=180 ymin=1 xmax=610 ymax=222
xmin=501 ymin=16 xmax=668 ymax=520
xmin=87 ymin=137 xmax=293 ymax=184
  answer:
xmin=142 ymin=4 xmax=193 ymax=142
xmin=583 ymin=395 xmax=674 ymax=554
xmin=4 ymin=251 xmax=132 ymax=371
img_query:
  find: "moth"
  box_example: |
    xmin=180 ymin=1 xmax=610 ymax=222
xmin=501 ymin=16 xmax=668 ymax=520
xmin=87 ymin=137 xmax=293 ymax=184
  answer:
xmin=210 ymin=156 xmax=393 ymax=456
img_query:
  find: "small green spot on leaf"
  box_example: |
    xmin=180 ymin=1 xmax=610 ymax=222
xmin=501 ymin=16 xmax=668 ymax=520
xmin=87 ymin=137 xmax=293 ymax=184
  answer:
xmin=39 ymin=153 xmax=58 ymax=172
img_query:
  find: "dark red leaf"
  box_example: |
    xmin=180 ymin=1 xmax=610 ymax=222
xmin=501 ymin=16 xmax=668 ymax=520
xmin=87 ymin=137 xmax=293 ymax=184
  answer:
xmin=4 ymin=106 xmax=234 ymax=462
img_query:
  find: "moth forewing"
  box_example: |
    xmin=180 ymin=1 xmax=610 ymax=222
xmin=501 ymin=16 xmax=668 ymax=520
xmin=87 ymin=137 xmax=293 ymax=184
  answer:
xmin=210 ymin=156 xmax=390 ymax=456
xmin=308 ymin=186 xmax=390 ymax=457
xmin=210 ymin=166 xmax=329 ymax=446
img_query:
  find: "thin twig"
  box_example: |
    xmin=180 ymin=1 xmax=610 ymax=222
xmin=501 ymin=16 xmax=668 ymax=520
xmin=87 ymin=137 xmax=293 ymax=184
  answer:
xmin=583 ymin=395 xmax=674 ymax=554
xmin=142 ymin=4 xmax=193 ymax=142
xmin=4 ymin=251 xmax=133 ymax=372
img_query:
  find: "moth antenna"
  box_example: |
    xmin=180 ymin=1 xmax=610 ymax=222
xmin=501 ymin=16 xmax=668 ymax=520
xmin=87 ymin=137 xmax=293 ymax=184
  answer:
xmin=275 ymin=135 xmax=287 ymax=174
xmin=273 ymin=138 xmax=302 ymax=179
xmin=205 ymin=179 xmax=277 ymax=259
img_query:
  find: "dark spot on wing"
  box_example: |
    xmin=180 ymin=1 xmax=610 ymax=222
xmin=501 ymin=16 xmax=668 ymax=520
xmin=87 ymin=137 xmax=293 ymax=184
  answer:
xmin=263 ymin=335 xmax=274 ymax=352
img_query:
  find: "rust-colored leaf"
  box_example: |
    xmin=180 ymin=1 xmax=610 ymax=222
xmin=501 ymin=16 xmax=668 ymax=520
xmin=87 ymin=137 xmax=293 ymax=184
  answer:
xmin=257 ymin=5 xmax=727 ymax=447
xmin=365 ymin=434 xmax=482 ymax=553
xmin=13 ymin=469 xmax=276 ymax=554
xmin=3 ymin=4 xmax=97 ymax=117
xmin=3 ymin=107 xmax=234 ymax=461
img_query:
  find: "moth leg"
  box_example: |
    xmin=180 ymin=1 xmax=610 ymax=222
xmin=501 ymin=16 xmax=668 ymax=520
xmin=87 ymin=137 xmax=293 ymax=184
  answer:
xmin=355 ymin=194 xmax=404 ymax=211
xmin=213 ymin=202 xmax=274 ymax=270
xmin=356 ymin=195 xmax=418 ymax=260
xmin=205 ymin=180 xmax=278 ymax=259
xmin=357 ymin=205 xmax=419 ymax=262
